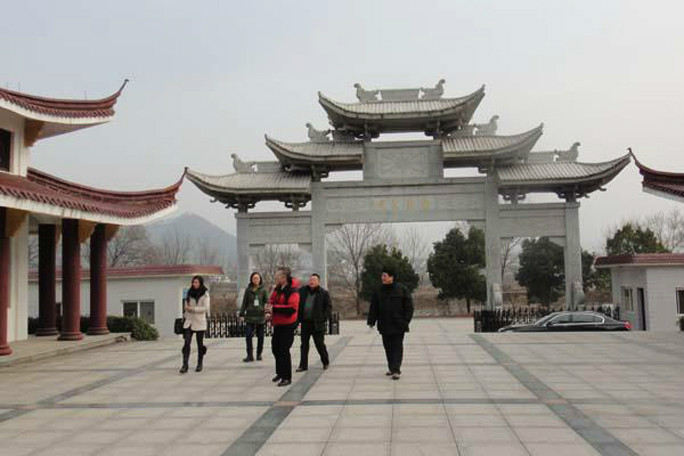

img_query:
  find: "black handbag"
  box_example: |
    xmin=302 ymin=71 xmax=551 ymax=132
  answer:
xmin=174 ymin=318 xmax=185 ymax=335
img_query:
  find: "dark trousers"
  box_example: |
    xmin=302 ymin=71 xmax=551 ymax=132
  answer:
xmin=272 ymin=324 xmax=296 ymax=380
xmin=245 ymin=323 xmax=265 ymax=358
xmin=382 ymin=333 xmax=405 ymax=374
xmin=182 ymin=329 xmax=206 ymax=366
xmin=299 ymin=320 xmax=329 ymax=369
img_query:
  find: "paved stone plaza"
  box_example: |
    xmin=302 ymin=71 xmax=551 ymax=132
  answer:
xmin=0 ymin=319 xmax=682 ymax=456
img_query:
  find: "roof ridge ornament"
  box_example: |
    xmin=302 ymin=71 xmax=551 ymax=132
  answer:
xmin=231 ymin=153 xmax=256 ymax=173
xmin=354 ymin=83 xmax=379 ymax=102
xmin=420 ymin=79 xmax=446 ymax=100
xmin=353 ymin=78 xmax=447 ymax=103
xmin=305 ymin=122 xmax=331 ymax=143
xmin=474 ymin=115 xmax=499 ymax=136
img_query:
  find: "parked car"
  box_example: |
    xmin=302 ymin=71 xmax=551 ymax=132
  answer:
xmin=498 ymin=311 xmax=632 ymax=332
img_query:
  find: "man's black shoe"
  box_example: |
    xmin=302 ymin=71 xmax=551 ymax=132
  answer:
xmin=296 ymin=367 xmax=308 ymax=372
xmin=179 ymin=365 xmax=189 ymax=374
xmin=277 ymin=379 xmax=292 ymax=387
xmin=272 ymin=375 xmax=281 ymax=383
xmin=243 ymin=357 xmax=254 ymax=363
xmin=195 ymin=364 xmax=203 ymax=373
xmin=257 ymin=355 xmax=263 ymax=361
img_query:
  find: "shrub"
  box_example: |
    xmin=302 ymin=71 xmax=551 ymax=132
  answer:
xmin=130 ymin=318 xmax=159 ymax=341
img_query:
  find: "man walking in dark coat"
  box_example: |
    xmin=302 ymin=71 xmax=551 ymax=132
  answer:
xmin=367 ymin=267 xmax=414 ymax=380
xmin=296 ymin=273 xmax=331 ymax=371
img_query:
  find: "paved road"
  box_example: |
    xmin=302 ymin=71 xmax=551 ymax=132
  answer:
xmin=0 ymin=319 xmax=682 ymax=455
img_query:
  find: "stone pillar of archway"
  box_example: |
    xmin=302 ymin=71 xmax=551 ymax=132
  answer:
xmin=484 ymin=174 xmax=503 ymax=309
xmin=36 ymin=224 xmax=59 ymax=336
xmin=236 ymin=205 xmax=251 ymax=304
xmin=310 ymin=182 xmax=327 ymax=287
xmin=564 ymin=201 xmax=582 ymax=310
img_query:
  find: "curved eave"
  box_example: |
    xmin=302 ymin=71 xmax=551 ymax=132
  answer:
xmin=0 ymin=80 xmax=128 ymax=143
xmin=442 ymin=125 xmax=544 ymax=167
xmin=185 ymin=168 xmax=312 ymax=205
xmin=318 ymin=85 xmax=485 ymax=134
xmin=497 ymin=154 xmax=631 ymax=195
xmin=0 ymin=166 xmax=181 ymax=225
xmin=630 ymin=150 xmax=684 ymax=202
xmin=264 ymin=135 xmax=363 ymax=171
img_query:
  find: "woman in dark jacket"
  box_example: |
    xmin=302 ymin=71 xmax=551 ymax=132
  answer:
xmin=239 ymin=272 xmax=268 ymax=362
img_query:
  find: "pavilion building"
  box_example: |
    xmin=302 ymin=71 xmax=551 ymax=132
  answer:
xmin=0 ymin=82 xmax=182 ymax=355
xmin=187 ymin=80 xmax=629 ymax=309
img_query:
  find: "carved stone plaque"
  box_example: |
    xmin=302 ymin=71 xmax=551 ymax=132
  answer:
xmin=377 ymin=150 xmax=429 ymax=179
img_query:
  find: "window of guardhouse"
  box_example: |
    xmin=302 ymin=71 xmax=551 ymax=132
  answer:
xmin=0 ymin=129 xmax=11 ymax=171
xmin=676 ymin=289 xmax=684 ymax=314
xmin=622 ymin=287 xmax=634 ymax=312
xmin=122 ymin=300 xmax=156 ymax=325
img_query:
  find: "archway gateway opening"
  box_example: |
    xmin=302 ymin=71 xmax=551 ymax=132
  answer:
xmin=187 ymin=80 xmax=629 ymax=309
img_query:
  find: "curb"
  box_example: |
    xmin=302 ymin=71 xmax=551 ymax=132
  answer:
xmin=0 ymin=334 xmax=130 ymax=369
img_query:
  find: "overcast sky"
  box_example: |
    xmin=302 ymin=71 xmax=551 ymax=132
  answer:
xmin=3 ymin=0 xmax=683 ymax=253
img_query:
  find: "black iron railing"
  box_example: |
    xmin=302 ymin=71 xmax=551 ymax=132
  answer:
xmin=473 ymin=305 xmax=620 ymax=333
xmin=205 ymin=312 xmax=340 ymax=339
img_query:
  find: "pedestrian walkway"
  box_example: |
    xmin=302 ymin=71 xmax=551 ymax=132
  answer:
xmin=0 ymin=319 xmax=682 ymax=455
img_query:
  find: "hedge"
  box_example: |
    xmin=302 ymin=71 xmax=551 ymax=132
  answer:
xmin=27 ymin=315 xmax=159 ymax=341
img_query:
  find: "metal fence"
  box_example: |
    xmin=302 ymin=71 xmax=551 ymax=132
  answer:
xmin=473 ymin=305 xmax=620 ymax=333
xmin=205 ymin=312 xmax=340 ymax=339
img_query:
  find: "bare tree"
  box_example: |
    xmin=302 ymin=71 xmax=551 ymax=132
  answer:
xmin=501 ymin=237 xmax=522 ymax=280
xmin=28 ymin=235 xmax=39 ymax=268
xmin=195 ymin=237 xmax=220 ymax=265
xmin=106 ymin=226 xmax=158 ymax=267
xmin=643 ymin=208 xmax=684 ymax=252
xmin=253 ymin=244 xmax=302 ymax=284
xmin=399 ymin=227 xmax=430 ymax=285
xmin=156 ymin=226 xmax=192 ymax=265
xmin=328 ymin=223 xmax=395 ymax=315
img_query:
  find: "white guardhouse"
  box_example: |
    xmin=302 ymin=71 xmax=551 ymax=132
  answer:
xmin=595 ymin=254 xmax=684 ymax=331
xmin=28 ymin=265 xmax=224 ymax=338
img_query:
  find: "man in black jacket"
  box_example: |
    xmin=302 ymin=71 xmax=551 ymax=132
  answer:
xmin=367 ymin=267 xmax=414 ymax=380
xmin=296 ymin=273 xmax=331 ymax=371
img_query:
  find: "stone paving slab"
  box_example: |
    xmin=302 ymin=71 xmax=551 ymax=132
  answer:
xmin=0 ymin=319 xmax=682 ymax=455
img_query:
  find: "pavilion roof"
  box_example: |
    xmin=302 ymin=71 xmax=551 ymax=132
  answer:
xmin=318 ymin=85 xmax=484 ymax=137
xmin=264 ymin=135 xmax=363 ymax=170
xmin=265 ymin=125 xmax=544 ymax=171
xmin=442 ymin=125 xmax=544 ymax=166
xmin=631 ymin=150 xmax=684 ymax=203
xmin=185 ymin=166 xmax=311 ymax=207
xmin=0 ymin=167 xmax=181 ymax=225
xmin=0 ymin=81 xmax=127 ymax=144
xmin=496 ymin=154 xmax=631 ymax=198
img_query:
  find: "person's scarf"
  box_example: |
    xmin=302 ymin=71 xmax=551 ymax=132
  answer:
xmin=187 ymin=285 xmax=208 ymax=302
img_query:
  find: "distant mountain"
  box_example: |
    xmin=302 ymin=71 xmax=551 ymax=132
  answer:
xmin=147 ymin=213 xmax=237 ymax=266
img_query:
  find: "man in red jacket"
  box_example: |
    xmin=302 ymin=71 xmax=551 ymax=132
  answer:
xmin=268 ymin=267 xmax=300 ymax=387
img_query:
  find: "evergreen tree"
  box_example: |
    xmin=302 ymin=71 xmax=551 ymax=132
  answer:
xmin=427 ymin=227 xmax=486 ymax=313
xmin=360 ymin=244 xmax=419 ymax=302
xmin=606 ymin=223 xmax=670 ymax=255
xmin=515 ymin=237 xmax=564 ymax=306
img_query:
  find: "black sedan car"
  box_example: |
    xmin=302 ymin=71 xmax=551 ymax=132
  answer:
xmin=498 ymin=311 xmax=632 ymax=332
